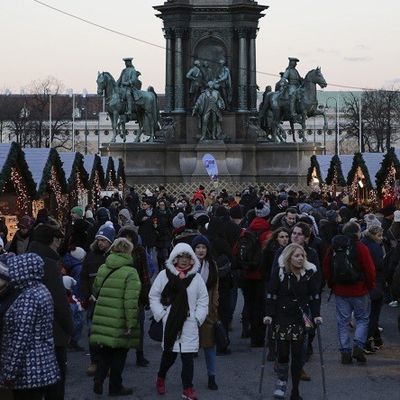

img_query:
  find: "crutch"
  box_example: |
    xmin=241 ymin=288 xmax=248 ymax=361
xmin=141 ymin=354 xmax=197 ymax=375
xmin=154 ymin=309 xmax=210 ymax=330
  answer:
xmin=258 ymin=323 xmax=270 ymax=400
xmin=316 ymin=321 xmax=328 ymax=399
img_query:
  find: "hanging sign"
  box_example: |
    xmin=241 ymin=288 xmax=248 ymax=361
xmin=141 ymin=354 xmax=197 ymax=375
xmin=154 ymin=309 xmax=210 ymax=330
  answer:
xmin=202 ymin=154 xmax=218 ymax=180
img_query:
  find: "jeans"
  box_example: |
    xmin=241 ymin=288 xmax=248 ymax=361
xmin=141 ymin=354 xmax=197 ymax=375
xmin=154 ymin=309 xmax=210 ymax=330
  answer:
xmin=158 ymin=351 xmax=195 ymax=389
xmin=70 ymin=303 xmax=83 ymax=344
xmin=203 ymin=346 xmax=216 ymax=376
xmin=368 ymin=297 xmax=383 ymax=340
xmin=335 ymin=294 xmax=370 ymax=352
xmin=95 ymin=347 xmax=128 ymax=394
xmin=44 ymin=346 xmax=66 ymax=400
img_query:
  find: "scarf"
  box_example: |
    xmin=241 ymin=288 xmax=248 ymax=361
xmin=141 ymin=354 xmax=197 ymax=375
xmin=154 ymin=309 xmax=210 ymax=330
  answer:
xmin=161 ymin=268 xmax=195 ymax=351
xmin=198 ymin=259 xmax=218 ymax=290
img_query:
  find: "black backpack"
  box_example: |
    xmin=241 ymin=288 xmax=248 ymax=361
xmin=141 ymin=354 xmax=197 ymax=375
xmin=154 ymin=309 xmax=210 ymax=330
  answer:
xmin=331 ymin=235 xmax=361 ymax=285
xmin=238 ymin=229 xmax=262 ymax=270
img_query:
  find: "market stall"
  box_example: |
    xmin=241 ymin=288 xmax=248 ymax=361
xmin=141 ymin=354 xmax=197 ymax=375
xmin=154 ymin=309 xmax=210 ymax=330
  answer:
xmin=24 ymin=147 xmax=68 ymax=220
xmin=59 ymin=151 xmax=90 ymax=209
xmin=325 ymin=155 xmax=353 ymax=195
xmin=307 ymin=155 xmax=331 ymax=190
xmin=113 ymin=157 xmax=126 ymax=192
xmin=347 ymin=152 xmax=384 ymax=205
xmin=100 ymin=156 xmax=117 ymax=191
xmin=83 ymin=154 xmax=105 ymax=208
xmin=375 ymin=148 xmax=400 ymax=207
xmin=0 ymin=143 xmax=37 ymax=241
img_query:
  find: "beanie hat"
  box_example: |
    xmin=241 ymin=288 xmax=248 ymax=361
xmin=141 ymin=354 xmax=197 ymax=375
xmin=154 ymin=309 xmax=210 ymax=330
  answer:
xmin=192 ymin=235 xmax=210 ymax=250
xmin=364 ymin=213 xmax=382 ymax=229
xmin=96 ymin=207 xmax=110 ymax=223
xmin=326 ymin=209 xmax=337 ymax=223
xmin=32 ymin=224 xmax=64 ymax=244
xmin=71 ymin=206 xmax=84 ymax=218
xmin=255 ymin=201 xmax=270 ymax=218
xmin=173 ymin=212 xmax=186 ymax=229
xmin=215 ymin=206 xmax=229 ymax=218
xmin=70 ymin=247 xmax=86 ymax=261
xmin=394 ymin=210 xmax=400 ymax=223
xmin=85 ymin=210 xmax=94 ymax=219
xmin=298 ymin=203 xmax=313 ymax=214
xmin=117 ymin=226 xmax=139 ymax=245
xmin=196 ymin=214 xmax=210 ymax=227
xmin=95 ymin=225 xmax=116 ymax=244
xmin=62 ymin=276 xmax=77 ymax=291
xmin=229 ymin=204 xmax=243 ymax=220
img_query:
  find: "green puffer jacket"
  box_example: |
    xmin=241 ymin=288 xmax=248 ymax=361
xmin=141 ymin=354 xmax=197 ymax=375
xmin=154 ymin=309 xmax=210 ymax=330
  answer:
xmin=90 ymin=253 xmax=141 ymax=349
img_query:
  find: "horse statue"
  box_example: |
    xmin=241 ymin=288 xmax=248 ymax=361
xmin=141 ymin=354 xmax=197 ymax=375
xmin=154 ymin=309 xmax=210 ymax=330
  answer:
xmin=96 ymin=72 xmax=159 ymax=143
xmin=259 ymin=67 xmax=328 ymax=142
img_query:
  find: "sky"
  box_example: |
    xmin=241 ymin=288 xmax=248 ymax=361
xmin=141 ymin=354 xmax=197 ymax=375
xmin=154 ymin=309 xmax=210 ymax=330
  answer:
xmin=1 ymin=0 xmax=399 ymax=94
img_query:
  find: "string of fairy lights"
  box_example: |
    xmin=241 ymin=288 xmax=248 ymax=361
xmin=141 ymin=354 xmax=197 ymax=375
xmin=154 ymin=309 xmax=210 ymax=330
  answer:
xmin=10 ymin=167 xmax=30 ymax=215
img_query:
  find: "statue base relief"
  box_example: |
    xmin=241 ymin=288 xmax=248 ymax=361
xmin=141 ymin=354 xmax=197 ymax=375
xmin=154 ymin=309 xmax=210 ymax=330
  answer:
xmin=101 ymin=141 xmax=324 ymax=185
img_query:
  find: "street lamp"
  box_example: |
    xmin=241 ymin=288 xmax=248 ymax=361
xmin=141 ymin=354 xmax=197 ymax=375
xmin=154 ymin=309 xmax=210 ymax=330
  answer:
xmin=326 ymin=96 xmax=339 ymax=155
xmin=45 ymin=89 xmax=53 ymax=148
xmin=67 ymin=89 xmax=76 ymax=152
xmin=358 ymin=93 xmax=362 ymax=153
xmin=82 ymin=89 xmax=88 ymax=155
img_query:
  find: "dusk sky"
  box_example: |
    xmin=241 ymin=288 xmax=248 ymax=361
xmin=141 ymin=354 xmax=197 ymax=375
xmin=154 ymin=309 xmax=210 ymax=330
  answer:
xmin=1 ymin=0 xmax=399 ymax=94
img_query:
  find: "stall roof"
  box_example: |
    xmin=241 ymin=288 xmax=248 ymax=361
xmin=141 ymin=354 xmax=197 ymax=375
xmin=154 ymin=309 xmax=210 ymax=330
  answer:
xmin=338 ymin=155 xmax=354 ymax=182
xmin=23 ymin=148 xmax=67 ymax=195
xmin=83 ymin=154 xmax=105 ymax=188
xmin=100 ymin=156 xmax=116 ymax=187
xmin=314 ymin=155 xmax=331 ymax=182
xmin=59 ymin=151 xmax=89 ymax=189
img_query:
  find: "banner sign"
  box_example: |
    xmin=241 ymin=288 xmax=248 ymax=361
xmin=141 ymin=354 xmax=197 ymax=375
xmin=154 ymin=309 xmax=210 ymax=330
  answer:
xmin=202 ymin=153 xmax=218 ymax=180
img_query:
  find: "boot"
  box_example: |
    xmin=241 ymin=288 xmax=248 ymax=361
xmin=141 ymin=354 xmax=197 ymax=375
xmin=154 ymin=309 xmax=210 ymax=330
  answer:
xmin=273 ymin=380 xmax=287 ymax=399
xmin=208 ymin=375 xmax=218 ymax=390
xmin=341 ymin=352 xmax=352 ymax=364
xmin=290 ymin=388 xmax=303 ymax=400
xmin=352 ymin=346 xmax=367 ymax=363
xmin=109 ymin=386 xmax=133 ymax=397
xmin=374 ymin=337 xmax=384 ymax=349
xmin=136 ymin=351 xmax=150 ymax=367
xmin=364 ymin=338 xmax=376 ymax=354
xmin=156 ymin=376 xmax=166 ymax=395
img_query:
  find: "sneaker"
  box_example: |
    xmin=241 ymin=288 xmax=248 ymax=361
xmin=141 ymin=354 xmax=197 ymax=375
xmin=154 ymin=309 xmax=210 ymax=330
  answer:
xmin=388 ymin=300 xmax=399 ymax=307
xmin=341 ymin=352 xmax=353 ymax=364
xmin=374 ymin=338 xmax=384 ymax=349
xmin=299 ymin=368 xmax=311 ymax=381
xmin=109 ymin=387 xmax=133 ymax=397
xmin=86 ymin=363 xmax=97 ymax=377
xmin=156 ymin=377 xmax=166 ymax=395
xmin=273 ymin=380 xmax=287 ymax=399
xmin=364 ymin=338 xmax=376 ymax=354
xmin=352 ymin=346 xmax=367 ymax=363
xmin=182 ymin=387 xmax=198 ymax=400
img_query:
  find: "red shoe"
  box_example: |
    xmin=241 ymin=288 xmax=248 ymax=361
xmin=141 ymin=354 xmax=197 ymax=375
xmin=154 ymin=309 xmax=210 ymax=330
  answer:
xmin=156 ymin=377 xmax=166 ymax=395
xmin=182 ymin=387 xmax=198 ymax=400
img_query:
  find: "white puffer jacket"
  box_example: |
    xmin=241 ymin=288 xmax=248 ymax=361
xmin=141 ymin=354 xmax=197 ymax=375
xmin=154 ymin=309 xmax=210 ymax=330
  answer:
xmin=149 ymin=243 xmax=209 ymax=353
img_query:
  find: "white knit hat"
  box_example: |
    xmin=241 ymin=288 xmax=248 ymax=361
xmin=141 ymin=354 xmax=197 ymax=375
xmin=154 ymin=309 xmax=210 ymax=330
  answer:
xmin=394 ymin=210 xmax=400 ymax=223
xmin=172 ymin=212 xmax=186 ymax=229
xmin=70 ymin=247 xmax=86 ymax=261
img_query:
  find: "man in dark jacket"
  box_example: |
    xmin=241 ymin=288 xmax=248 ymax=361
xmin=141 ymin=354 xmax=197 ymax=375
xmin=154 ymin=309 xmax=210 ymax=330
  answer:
xmin=323 ymin=221 xmax=376 ymax=365
xmin=7 ymin=215 xmax=34 ymax=255
xmin=80 ymin=225 xmax=115 ymax=376
xmin=28 ymin=224 xmax=74 ymax=400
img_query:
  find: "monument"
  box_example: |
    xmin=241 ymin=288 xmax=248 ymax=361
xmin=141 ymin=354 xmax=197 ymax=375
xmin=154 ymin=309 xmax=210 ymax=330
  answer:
xmin=101 ymin=0 xmax=323 ymax=184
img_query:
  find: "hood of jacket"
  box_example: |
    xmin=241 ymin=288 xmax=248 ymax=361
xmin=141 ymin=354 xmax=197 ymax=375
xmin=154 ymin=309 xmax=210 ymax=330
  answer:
xmin=104 ymin=252 xmax=133 ymax=270
xmin=165 ymin=242 xmax=200 ymax=277
xmin=62 ymin=253 xmax=83 ymax=270
xmin=8 ymin=253 xmax=44 ymax=289
xmin=277 ymin=251 xmax=317 ymax=281
xmin=249 ymin=216 xmax=270 ymax=232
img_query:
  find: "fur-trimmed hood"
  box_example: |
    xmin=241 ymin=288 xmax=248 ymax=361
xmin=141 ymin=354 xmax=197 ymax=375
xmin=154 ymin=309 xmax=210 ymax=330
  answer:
xmin=165 ymin=242 xmax=200 ymax=277
xmin=277 ymin=251 xmax=317 ymax=281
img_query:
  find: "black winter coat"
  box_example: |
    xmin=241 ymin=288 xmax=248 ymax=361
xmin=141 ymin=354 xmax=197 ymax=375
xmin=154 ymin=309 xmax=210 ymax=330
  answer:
xmin=27 ymin=241 xmax=74 ymax=347
xmin=135 ymin=209 xmax=159 ymax=247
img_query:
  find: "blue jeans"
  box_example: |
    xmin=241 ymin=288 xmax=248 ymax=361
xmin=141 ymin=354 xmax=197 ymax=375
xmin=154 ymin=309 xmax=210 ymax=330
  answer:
xmin=335 ymin=294 xmax=370 ymax=352
xmin=203 ymin=346 xmax=216 ymax=376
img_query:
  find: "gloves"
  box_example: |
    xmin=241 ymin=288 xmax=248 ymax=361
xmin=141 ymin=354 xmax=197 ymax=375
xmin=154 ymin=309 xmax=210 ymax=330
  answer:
xmin=314 ymin=317 xmax=323 ymax=325
xmin=263 ymin=316 xmax=272 ymax=325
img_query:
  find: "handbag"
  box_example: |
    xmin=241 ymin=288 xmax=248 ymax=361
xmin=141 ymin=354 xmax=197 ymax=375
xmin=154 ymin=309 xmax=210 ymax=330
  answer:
xmin=148 ymin=316 xmax=163 ymax=342
xmin=214 ymin=320 xmax=229 ymax=349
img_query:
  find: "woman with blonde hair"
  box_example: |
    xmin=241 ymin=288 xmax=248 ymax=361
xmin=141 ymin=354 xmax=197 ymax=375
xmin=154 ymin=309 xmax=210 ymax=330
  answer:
xmin=264 ymin=243 xmax=321 ymax=400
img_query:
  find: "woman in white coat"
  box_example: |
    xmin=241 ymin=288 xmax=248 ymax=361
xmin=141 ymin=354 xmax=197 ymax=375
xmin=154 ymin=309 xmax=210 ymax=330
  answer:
xmin=149 ymin=242 xmax=209 ymax=400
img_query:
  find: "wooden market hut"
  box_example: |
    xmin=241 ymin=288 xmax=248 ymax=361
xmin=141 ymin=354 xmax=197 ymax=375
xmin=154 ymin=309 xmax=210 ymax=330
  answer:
xmin=346 ymin=152 xmax=384 ymax=204
xmin=23 ymin=147 xmax=68 ymax=219
xmin=0 ymin=142 xmax=37 ymax=241
xmin=307 ymin=155 xmax=332 ymax=187
xmin=83 ymin=154 xmax=105 ymax=207
xmin=113 ymin=157 xmax=126 ymax=191
xmin=59 ymin=152 xmax=90 ymax=208
xmin=325 ymin=155 xmax=353 ymax=193
xmin=100 ymin=156 xmax=117 ymax=191
xmin=375 ymin=148 xmax=400 ymax=206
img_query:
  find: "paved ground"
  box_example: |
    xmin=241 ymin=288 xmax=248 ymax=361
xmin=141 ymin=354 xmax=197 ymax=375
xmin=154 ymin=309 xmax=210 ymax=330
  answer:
xmin=65 ymin=292 xmax=400 ymax=400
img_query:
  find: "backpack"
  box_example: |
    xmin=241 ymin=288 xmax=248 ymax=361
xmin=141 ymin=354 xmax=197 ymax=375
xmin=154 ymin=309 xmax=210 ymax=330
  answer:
xmin=331 ymin=235 xmax=361 ymax=285
xmin=238 ymin=229 xmax=262 ymax=270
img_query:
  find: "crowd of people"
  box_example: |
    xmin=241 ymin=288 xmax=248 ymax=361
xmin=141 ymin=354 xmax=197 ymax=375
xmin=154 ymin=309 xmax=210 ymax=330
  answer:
xmin=0 ymin=183 xmax=400 ymax=400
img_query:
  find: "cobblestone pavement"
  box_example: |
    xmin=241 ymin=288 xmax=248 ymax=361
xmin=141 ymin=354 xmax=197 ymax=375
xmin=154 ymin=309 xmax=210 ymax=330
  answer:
xmin=65 ymin=292 xmax=400 ymax=400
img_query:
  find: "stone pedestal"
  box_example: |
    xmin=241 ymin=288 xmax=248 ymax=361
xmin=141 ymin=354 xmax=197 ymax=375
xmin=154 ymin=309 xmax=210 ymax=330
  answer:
xmin=101 ymin=142 xmax=322 ymax=185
